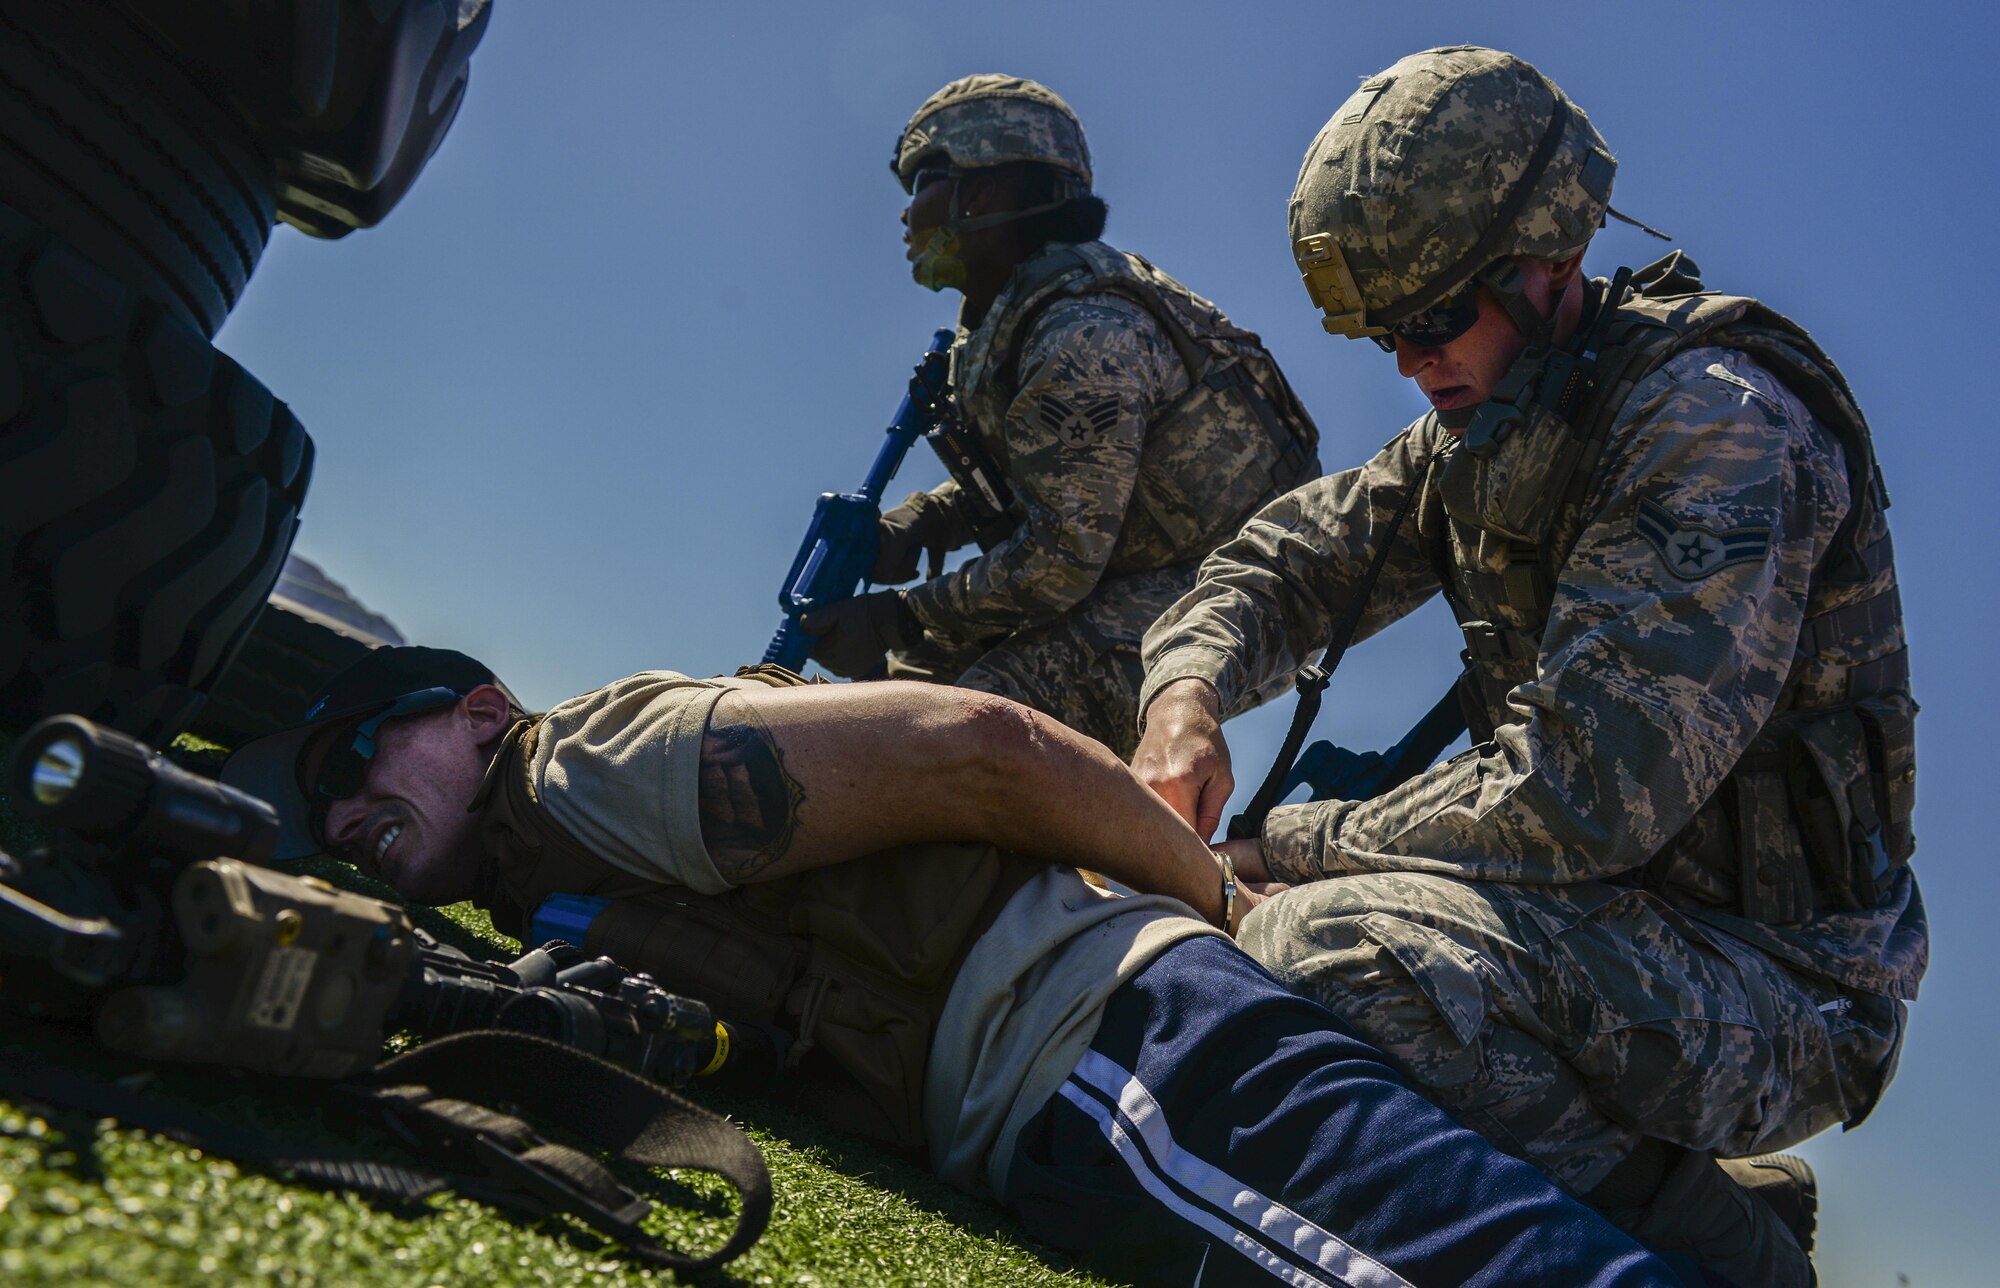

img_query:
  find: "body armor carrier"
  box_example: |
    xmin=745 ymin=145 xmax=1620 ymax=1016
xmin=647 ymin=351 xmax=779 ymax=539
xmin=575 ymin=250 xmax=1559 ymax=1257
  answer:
xmin=471 ymin=669 xmax=1043 ymax=1149
xmin=951 ymin=240 xmax=1321 ymax=572
xmin=1434 ymin=252 xmax=1914 ymax=927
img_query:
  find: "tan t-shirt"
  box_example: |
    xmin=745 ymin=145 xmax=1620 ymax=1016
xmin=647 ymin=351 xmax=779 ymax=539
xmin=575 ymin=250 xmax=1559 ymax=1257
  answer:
xmin=528 ymin=671 xmax=1221 ymax=1196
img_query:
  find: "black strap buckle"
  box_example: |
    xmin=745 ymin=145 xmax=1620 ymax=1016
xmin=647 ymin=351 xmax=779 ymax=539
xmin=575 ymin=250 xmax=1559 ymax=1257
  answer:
xmin=1459 ymin=621 xmax=1522 ymax=666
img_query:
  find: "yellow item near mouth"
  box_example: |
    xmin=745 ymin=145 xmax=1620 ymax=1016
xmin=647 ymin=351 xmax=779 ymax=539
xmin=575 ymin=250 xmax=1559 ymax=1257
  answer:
xmin=909 ymin=225 xmax=967 ymax=292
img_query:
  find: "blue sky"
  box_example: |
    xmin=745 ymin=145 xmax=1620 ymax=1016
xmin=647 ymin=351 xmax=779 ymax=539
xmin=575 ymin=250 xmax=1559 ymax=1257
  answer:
xmin=216 ymin=4 xmax=1995 ymax=1283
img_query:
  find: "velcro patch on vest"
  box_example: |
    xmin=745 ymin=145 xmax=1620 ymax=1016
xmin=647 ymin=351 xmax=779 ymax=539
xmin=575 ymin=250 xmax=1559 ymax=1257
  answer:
xmin=1635 ymin=498 xmax=1771 ymax=580
xmin=1037 ymin=389 xmax=1122 ymax=447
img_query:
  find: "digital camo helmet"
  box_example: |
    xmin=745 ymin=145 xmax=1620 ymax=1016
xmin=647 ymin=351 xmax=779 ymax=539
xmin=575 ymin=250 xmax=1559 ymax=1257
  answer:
xmin=1289 ymin=47 xmax=1616 ymax=341
xmin=893 ymin=74 xmax=1093 ymax=192
xmin=893 ymin=75 xmax=1094 ymax=290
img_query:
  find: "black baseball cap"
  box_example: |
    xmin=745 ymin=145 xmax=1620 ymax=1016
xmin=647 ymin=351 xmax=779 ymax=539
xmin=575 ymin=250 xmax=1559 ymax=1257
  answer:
xmin=221 ymin=645 xmax=515 ymax=860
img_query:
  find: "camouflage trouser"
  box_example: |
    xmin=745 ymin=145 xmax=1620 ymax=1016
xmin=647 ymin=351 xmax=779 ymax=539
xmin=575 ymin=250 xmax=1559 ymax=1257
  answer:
xmin=886 ymin=617 xmax=1145 ymax=759
xmin=1238 ymin=872 xmax=1905 ymax=1194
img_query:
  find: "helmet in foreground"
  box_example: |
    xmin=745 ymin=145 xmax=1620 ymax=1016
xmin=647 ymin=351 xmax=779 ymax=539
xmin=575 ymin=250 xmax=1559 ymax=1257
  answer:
xmin=1289 ymin=46 xmax=1615 ymax=342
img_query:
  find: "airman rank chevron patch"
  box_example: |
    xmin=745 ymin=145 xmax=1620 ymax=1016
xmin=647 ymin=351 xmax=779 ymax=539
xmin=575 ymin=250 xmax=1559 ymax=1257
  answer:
xmin=1635 ymin=498 xmax=1771 ymax=580
xmin=1037 ymin=390 xmax=1121 ymax=447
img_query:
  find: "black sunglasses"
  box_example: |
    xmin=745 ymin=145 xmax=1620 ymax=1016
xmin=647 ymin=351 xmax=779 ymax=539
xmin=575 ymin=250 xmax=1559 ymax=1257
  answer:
xmin=1370 ymin=288 xmax=1485 ymax=353
xmin=908 ymin=166 xmax=958 ymax=196
xmin=303 ymin=686 xmax=463 ymax=841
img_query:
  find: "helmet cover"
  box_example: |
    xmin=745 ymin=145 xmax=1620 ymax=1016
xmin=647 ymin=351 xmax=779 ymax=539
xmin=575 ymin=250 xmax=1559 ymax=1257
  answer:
xmin=894 ymin=74 xmax=1092 ymax=191
xmin=1289 ymin=47 xmax=1616 ymax=338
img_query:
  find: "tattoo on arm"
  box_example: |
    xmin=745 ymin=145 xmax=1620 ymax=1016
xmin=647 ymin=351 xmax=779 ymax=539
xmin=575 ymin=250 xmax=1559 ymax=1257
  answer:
xmin=698 ymin=698 xmax=807 ymax=883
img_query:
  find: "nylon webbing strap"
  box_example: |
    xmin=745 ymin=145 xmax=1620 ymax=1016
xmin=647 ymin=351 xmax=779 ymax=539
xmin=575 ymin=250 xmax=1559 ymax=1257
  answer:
xmin=0 ymin=1040 xmax=448 ymax=1205
xmin=365 ymin=1030 xmax=772 ymax=1272
xmin=1227 ymin=444 xmax=1439 ymax=840
xmin=364 ymin=1084 xmax=659 ymax=1237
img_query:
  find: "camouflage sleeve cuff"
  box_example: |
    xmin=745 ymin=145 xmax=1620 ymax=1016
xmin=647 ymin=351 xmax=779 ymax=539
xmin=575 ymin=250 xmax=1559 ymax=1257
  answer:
xmin=900 ymin=574 xmax=970 ymax=643
xmin=1137 ymin=645 xmax=1251 ymax=731
xmin=1260 ymin=800 xmax=1347 ymax=884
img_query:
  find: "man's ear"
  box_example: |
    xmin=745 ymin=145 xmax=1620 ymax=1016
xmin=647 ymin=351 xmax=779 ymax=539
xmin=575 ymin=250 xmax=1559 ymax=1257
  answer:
xmin=462 ymin=683 xmax=515 ymax=750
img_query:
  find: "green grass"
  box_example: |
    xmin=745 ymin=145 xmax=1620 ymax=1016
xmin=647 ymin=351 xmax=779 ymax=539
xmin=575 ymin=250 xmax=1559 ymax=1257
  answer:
xmin=0 ymin=1088 xmax=1109 ymax=1287
xmin=0 ymin=729 xmax=1118 ymax=1287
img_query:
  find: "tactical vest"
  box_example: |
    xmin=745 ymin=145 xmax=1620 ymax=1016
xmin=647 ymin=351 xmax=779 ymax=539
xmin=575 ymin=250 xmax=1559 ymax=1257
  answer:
xmin=472 ymin=670 xmax=1044 ymax=1150
xmin=1432 ymin=252 xmax=1914 ymax=926
xmin=953 ymin=240 xmax=1321 ymax=574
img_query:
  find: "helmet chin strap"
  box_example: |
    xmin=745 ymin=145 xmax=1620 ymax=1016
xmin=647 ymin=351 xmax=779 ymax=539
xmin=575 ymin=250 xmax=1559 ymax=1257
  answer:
xmin=1440 ymin=262 xmax=1569 ymax=431
xmin=941 ymin=172 xmax=1087 ymax=235
xmin=1477 ymin=258 xmax=1557 ymax=341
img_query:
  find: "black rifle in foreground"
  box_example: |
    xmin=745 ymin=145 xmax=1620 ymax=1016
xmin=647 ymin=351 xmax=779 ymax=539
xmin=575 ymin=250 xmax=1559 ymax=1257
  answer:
xmin=0 ymin=714 xmax=771 ymax=1269
xmin=0 ymin=713 xmax=781 ymax=1082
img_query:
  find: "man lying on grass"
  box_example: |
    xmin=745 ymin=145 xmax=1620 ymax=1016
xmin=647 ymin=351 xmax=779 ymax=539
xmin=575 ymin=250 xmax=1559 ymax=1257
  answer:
xmin=224 ymin=646 xmax=1690 ymax=1288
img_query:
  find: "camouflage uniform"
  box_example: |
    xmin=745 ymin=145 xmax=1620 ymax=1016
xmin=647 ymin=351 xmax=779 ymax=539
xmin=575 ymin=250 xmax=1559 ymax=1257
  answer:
xmin=1141 ymin=47 xmax=1924 ymax=1195
xmin=890 ymin=78 xmax=1319 ymax=757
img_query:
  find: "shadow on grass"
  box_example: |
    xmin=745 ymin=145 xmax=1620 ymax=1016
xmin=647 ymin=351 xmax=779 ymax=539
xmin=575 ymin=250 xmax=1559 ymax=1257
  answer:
xmin=0 ymin=1023 xmax=764 ymax=1284
xmin=1 ymin=1101 xmax=108 ymax=1184
xmin=689 ymin=1083 xmax=1107 ymax=1284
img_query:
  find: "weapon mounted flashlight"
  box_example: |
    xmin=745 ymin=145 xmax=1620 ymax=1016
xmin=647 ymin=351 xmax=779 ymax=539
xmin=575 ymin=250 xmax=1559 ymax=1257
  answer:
xmin=12 ymin=715 xmax=280 ymax=862
xmin=29 ymin=733 xmax=87 ymax=806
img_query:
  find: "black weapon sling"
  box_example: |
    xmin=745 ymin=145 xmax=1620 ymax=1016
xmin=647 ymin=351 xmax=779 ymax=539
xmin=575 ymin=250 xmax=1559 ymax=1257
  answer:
xmin=1226 ymin=444 xmax=1443 ymax=840
xmin=0 ymin=1028 xmax=771 ymax=1273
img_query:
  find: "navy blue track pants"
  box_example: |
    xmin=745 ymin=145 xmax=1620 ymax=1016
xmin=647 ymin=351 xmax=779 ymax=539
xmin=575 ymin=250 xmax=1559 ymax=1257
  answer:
xmin=1001 ymin=935 xmax=1685 ymax=1287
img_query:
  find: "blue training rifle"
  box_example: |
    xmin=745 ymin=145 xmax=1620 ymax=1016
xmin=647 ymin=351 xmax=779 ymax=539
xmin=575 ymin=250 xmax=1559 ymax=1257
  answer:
xmin=1281 ymin=684 xmax=1468 ymax=804
xmin=762 ymin=328 xmax=957 ymax=671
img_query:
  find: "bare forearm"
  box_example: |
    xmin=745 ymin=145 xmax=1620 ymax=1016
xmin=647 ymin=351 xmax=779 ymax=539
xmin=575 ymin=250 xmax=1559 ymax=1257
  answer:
xmin=699 ymin=682 xmax=1224 ymax=922
xmin=966 ymin=697 xmax=1224 ymax=920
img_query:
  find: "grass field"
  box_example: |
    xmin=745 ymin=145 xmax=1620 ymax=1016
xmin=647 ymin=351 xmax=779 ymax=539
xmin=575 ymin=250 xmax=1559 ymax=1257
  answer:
xmin=0 ymin=730 xmax=1118 ymax=1287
